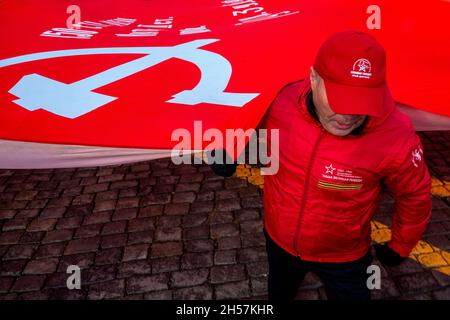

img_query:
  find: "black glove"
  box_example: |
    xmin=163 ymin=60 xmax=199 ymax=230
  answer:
xmin=210 ymin=162 xmax=237 ymax=177
xmin=374 ymin=243 xmax=406 ymax=266
xmin=207 ymin=149 xmax=237 ymax=177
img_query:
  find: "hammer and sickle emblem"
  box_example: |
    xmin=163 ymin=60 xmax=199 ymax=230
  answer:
xmin=0 ymin=39 xmax=260 ymax=118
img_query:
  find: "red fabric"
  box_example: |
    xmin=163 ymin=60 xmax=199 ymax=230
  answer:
xmin=262 ymin=79 xmax=432 ymax=262
xmin=0 ymin=0 xmax=448 ymax=160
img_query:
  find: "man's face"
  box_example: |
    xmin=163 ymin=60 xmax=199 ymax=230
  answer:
xmin=310 ymin=68 xmax=367 ymax=136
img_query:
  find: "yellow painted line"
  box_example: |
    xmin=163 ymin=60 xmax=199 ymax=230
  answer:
xmin=431 ymin=176 xmax=450 ymax=197
xmin=235 ymin=164 xmax=450 ymax=276
xmin=371 ymin=221 xmax=450 ymax=275
xmin=236 ymin=164 xmax=264 ymax=189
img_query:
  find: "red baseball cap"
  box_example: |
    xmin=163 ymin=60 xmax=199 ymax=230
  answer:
xmin=313 ymin=30 xmax=392 ymax=117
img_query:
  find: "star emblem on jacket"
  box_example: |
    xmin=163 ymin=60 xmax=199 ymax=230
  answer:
xmin=325 ymin=164 xmax=336 ymax=175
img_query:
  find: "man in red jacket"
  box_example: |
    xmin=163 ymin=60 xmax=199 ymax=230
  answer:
xmin=211 ymin=31 xmax=432 ymax=300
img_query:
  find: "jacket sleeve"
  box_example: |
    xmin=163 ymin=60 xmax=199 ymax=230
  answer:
xmin=383 ymin=133 xmax=432 ymax=257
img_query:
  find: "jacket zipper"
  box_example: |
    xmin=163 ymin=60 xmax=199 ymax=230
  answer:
xmin=293 ymin=127 xmax=325 ymax=256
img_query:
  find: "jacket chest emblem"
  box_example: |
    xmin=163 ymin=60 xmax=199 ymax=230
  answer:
xmin=318 ymin=163 xmax=363 ymax=191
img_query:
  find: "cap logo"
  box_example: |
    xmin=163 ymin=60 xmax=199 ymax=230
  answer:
xmin=350 ymin=58 xmax=372 ymax=79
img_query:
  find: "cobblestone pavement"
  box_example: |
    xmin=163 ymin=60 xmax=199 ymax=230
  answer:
xmin=0 ymin=131 xmax=449 ymax=300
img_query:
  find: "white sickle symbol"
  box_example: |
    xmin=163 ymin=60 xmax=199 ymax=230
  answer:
xmin=1 ymin=39 xmax=260 ymax=118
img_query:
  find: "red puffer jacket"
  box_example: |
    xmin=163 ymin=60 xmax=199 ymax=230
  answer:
xmin=262 ymin=78 xmax=432 ymax=263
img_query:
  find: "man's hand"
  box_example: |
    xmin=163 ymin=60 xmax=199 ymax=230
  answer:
xmin=374 ymin=243 xmax=406 ymax=266
xmin=207 ymin=149 xmax=237 ymax=177
xmin=210 ymin=162 xmax=237 ymax=177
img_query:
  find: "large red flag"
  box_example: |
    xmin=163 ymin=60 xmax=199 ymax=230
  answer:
xmin=0 ymin=0 xmax=449 ymax=168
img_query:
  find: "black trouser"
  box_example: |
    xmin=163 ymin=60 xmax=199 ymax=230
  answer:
xmin=264 ymin=229 xmax=373 ymax=301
